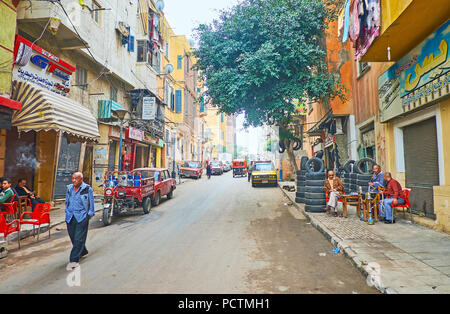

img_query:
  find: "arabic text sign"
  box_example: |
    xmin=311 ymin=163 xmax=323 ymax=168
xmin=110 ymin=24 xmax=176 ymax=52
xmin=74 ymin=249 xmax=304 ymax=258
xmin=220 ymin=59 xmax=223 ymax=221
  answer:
xmin=378 ymin=20 xmax=450 ymax=122
xmin=12 ymin=35 xmax=75 ymax=96
xmin=142 ymin=97 xmax=156 ymax=120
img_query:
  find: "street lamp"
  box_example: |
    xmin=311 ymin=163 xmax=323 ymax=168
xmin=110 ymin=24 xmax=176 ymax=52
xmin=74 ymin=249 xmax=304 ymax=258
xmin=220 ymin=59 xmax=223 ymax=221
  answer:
xmin=112 ymin=108 xmax=130 ymax=171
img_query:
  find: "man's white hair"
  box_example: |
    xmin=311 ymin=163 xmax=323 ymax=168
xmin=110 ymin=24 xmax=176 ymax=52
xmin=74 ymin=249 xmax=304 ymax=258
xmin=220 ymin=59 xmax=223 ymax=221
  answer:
xmin=73 ymin=172 xmax=83 ymax=178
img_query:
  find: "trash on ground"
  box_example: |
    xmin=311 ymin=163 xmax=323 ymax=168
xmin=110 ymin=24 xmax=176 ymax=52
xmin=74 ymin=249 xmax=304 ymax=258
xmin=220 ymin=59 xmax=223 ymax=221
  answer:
xmin=329 ymin=248 xmax=340 ymax=254
xmin=319 ymin=253 xmax=327 ymax=257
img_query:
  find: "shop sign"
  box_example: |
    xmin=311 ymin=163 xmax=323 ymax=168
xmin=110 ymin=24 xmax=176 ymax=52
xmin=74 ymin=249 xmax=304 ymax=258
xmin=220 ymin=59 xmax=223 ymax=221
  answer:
xmin=110 ymin=126 xmax=121 ymax=139
xmin=143 ymin=132 xmax=159 ymax=145
xmin=127 ymin=127 xmax=144 ymax=141
xmin=378 ymin=20 xmax=450 ymax=122
xmin=142 ymin=97 xmax=156 ymax=120
xmin=12 ymin=35 xmax=75 ymax=96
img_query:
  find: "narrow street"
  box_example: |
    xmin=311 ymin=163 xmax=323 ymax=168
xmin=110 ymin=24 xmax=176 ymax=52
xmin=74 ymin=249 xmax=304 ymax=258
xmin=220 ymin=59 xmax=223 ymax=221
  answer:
xmin=0 ymin=174 xmax=376 ymax=294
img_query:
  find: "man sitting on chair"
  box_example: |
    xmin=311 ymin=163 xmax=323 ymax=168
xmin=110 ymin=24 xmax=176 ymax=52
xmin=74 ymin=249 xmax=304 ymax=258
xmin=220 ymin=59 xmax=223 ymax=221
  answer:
xmin=15 ymin=178 xmax=45 ymax=211
xmin=0 ymin=178 xmax=14 ymax=211
xmin=379 ymin=172 xmax=405 ymax=224
xmin=324 ymin=170 xmax=345 ymax=217
xmin=369 ymin=164 xmax=386 ymax=193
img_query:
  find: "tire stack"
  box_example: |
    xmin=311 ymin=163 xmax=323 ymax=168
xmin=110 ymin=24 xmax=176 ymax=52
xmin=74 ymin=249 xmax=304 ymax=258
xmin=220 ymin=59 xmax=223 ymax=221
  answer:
xmin=295 ymin=157 xmax=309 ymax=204
xmin=354 ymin=158 xmax=377 ymax=193
xmin=350 ymin=173 xmax=358 ymax=193
xmin=304 ymin=157 xmax=326 ymax=213
xmin=343 ymin=173 xmax=351 ymax=194
xmin=295 ymin=170 xmax=306 ymax=203
xmin=342 ymin=160 xmax=356 ymax=194
xmin=357 ymin=174 xmax=372 ymax=193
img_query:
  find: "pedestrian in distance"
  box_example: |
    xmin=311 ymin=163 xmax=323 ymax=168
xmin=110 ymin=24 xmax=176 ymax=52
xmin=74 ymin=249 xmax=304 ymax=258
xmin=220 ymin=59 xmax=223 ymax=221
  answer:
xmin=206 ymin=162 xmax=212 ymax=180
xmin=65 ymin=172 xmax=95 ymax=271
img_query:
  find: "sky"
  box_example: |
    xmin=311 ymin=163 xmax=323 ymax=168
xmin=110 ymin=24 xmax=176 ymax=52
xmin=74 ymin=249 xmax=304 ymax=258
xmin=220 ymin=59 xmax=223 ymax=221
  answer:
xmin=164 ymin=0 xmax=260 ymax=155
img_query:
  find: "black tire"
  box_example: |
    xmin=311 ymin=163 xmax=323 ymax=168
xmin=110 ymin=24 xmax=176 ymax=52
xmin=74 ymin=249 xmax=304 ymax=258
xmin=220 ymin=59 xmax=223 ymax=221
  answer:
xmin=252 ymin=183 xmax=256 ymax=187
xmin=102 ymin=206 xmax=112 ymax=226
xmin=295 ymin=197 xmax=305 ymax=204
xmin=167 ymin=189 xmax=173 ymax=200
xmin=357 ymin=174 xmax=372 ymax=181
xmin=305 ymin=179 xmax=325 ymax=187
xmin=305 ymin=199 xmax=326 ymax=206
xmin=305 ymin=192 xmax=325 ymax=200
xmin=306 ymin=172 xmax=326 ymax=180
xmin=356 ymin=158 xmax=376 ymax=174
xmin=305 ymin=204 xmax=326 ymax=213
xmin=343 ymin=160 xmax=356 ymax=173
xmin=305 ymin=157 xmax=325 ymax=174
xmin=152 ymin=192 xmax=161 ymax=206
xmin=296 ymin=192 xmax=305 ymax=198
xmin=357 ymin=180 xmax=370 ymax=187
xmin=297 ymin=180 xmax=306 ymax=186
xmin=305 ymin=186 xmax=325 ymax=193
xmin=143 ymin=197 xmax=152 ymax=214
xmin=296 ymin=175 xmax=306 ymax=181
xmin=300 ymin=157 xmax=309 ymax=170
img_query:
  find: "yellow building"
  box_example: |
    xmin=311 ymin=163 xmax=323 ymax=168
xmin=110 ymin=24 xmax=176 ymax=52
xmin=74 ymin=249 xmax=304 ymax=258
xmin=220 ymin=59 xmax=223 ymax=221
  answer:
xmin=203 ymin=103 xmax=227 ymax=160
xmin=361 ymin=1 xmax=450 ymax=232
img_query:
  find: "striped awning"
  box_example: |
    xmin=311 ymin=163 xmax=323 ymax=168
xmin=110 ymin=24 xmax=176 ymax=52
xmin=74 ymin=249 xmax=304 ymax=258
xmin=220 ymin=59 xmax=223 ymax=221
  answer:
xmin=11 ymin=81 xmax=100 ymax=140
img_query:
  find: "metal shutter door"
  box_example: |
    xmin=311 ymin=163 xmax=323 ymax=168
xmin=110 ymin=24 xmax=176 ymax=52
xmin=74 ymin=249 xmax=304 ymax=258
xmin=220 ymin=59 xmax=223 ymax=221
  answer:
xmin=403 ymin=117 xmax=439 ymax=218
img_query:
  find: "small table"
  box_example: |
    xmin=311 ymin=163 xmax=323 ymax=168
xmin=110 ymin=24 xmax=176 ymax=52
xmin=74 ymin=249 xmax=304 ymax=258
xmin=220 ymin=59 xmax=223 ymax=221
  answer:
xmin=342 ymin=194 xmax=361 ymax=218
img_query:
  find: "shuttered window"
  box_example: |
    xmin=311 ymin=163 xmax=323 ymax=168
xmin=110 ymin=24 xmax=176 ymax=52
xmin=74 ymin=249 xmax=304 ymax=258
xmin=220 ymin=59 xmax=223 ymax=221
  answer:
xmin=177 ymin=55 xmax=182 ymax=69
xmin=175 ymin=90 xmax=182 ymax=113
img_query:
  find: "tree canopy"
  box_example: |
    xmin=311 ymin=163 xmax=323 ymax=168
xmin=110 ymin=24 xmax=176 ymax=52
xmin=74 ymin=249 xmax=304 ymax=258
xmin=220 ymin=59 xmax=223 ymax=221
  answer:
xmin=193 ymin=0 xmax=343 ymax=129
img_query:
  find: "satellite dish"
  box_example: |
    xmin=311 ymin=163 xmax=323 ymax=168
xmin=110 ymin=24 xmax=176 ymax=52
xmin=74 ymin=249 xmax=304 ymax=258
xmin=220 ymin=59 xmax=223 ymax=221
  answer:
xmin=155 ymin=0 xmax=164 ymax=11
xmin=164 ymin=64 xmax=174 ymax=74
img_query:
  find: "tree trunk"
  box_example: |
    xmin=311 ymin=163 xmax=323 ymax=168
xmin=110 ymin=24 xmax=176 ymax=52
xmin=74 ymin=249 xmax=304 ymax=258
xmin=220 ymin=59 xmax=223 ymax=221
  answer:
xmin=285 ymin=138 xmax=298 ymax=175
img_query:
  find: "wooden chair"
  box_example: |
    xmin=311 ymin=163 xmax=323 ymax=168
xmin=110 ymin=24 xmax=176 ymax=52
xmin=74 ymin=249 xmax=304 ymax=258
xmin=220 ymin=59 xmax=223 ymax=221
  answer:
xmin=17 ymin=196 xmax=30 ymax=219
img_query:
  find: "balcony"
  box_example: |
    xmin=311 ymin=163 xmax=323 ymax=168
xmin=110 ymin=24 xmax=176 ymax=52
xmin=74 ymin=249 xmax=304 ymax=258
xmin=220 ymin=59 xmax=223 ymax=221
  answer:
xmin=16 ymin=0 xmax=90 ymax=50
xmin=361 ymin=0 xmax=450 ymax=62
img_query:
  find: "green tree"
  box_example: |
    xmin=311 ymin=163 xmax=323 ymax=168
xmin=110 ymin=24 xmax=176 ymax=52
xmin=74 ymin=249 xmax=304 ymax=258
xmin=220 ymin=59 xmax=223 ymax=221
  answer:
xmin=194 ymin=0 xmax=343 ymax=172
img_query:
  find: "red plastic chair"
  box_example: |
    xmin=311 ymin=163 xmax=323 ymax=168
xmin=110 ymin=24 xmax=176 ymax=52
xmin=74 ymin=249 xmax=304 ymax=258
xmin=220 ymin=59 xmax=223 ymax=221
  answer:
xmin=20 ymin=203 xmax=51 ymax=241
xmin=0 ymin=194 xmax=18 ymax=221
xmin=0 ymin=214 xmax=20 ymax=249
xmin=393 ymin=188 xmax=412 ymax=221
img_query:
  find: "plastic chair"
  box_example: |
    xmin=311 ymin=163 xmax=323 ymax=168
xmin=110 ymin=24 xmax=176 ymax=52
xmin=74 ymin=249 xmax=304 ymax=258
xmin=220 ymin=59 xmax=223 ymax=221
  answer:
xmin=393 ymin=188 xmax=412 ymax=221
xmin=0 ymin=214 xmax=20 ymax=249
xmin=20 ymin=203 xmax=51 ymax=241
xmin=0 ymin=194 xmax=18 ymax=221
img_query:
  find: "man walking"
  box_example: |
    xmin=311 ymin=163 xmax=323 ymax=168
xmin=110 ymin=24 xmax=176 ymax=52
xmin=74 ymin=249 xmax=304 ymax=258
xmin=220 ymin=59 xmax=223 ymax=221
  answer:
xmin=379 ymin=172 xmax=405 ymax=224
xmin=65 ymin=172 xmax=95 ymax=270
xmin=206 ymin=162 xmax=212 ymax=180
xmin=324 ymin=170 xmax=345 ymax=217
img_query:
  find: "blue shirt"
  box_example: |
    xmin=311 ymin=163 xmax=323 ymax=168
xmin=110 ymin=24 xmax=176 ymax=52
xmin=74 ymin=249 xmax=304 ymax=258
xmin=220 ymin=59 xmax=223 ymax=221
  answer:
xmin=65 ymin=182 xmax=95 ymax=223
xmin=370 ymin=171 xmax=386 ymax=192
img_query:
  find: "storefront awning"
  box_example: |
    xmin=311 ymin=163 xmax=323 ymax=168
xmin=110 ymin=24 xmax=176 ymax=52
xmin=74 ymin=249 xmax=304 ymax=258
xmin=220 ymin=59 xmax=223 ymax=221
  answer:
xmin=11 ymin=81 xmax=100 ymax=140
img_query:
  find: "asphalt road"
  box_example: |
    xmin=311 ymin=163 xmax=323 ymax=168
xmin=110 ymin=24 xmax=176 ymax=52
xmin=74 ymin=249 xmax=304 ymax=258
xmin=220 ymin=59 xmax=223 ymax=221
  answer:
xmin=0 ymin=172 xmax=377 ymax=294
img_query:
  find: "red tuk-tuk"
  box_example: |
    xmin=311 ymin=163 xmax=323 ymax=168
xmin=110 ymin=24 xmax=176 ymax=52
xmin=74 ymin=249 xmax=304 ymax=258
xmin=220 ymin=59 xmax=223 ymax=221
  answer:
xmin=232 ymin=159 xmax=248 ymax=177
xmin=102 ymin=170 xmax=155 ymax=226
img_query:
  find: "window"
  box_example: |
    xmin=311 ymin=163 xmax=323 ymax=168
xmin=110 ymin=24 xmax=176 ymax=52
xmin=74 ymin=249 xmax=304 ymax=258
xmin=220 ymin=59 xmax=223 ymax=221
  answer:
xmin=166 ymin=130 xmax=170 ymax=155
xmin=177 ymin=55 xmax=182 ymax=69
xmin=185 ymin=56 xmax=190 ymax=73
xmin=165 ymin=43 xmax=169 ymax=58
xmin=221 ymin=113 xmax=224 ymax=122
xmin=184 ymin=91 xmax=188 ymax=115
xmin=137 ymin=40 xmax=147 ymax=62
xmin=76 ymin=65 xmax=87 ymax=89
xmin=91 ymin=1 xmax=101 ymax=24
xmin=170 ymin=86 xmax=175 ymax=111
xmin=110 ymin=85 xmax=118 ymax=102
xmin=175 ymin=90 xmax=182 ymax=113
xmin=152 ymin=50 xmax=161 ymax=73
xmin=357 ymin=61 xmax=370 ymax=77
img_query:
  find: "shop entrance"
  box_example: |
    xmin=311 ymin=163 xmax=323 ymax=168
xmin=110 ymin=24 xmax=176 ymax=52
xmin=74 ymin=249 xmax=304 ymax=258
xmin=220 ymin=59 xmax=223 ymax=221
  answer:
xmin=403 ymin=117 xmax=439 ymax=218
xmin=4 ymin=127 xmax=36 ymax=187
xmin=54 ymin=134 xmax=82 ymax=199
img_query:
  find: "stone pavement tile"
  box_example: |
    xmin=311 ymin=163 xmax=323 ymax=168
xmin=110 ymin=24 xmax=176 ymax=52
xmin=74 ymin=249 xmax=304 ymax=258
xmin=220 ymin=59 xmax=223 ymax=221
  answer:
xmin=382 ymin=251 xmax=417 ymax=261
xmin=434 ymin=285 xmax=450 ymax=293
xmin=412 ymin=275 xmax=450 ymax=286
xmin=408 ymin=252 xmax=450 ymax=260
xmin=394 ymin=285 xmax=440 ymax=294
xmin=380 ymin=274 xmax=433 ymax=289
xmin=421 ymin=258 xmax=450 ymax=268
xmin=435 ymin=266 xmax=450 ymax=276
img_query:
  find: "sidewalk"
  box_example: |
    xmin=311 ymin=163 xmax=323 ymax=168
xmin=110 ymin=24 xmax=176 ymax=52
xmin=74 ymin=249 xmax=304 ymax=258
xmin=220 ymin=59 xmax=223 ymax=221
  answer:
xmin=279 ymin=181 xmax=450 ymax=294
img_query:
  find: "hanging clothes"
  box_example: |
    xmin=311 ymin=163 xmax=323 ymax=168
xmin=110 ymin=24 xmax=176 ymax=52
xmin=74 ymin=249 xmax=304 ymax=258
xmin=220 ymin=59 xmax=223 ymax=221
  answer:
xmin=354 ymin=0 xmax=381 ymax=60
xmin=338 ymin=5 xmax=345 ymax=38
xmin=342 ymin=0 xmax=350 ymax=43
xmin=348 ymin=0 xmax=360 ymax=43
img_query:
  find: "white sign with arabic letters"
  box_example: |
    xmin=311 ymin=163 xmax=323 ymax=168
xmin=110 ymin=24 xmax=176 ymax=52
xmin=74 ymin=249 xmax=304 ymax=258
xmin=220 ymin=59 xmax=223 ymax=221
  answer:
xmin=142 ymin=97 xmax=156 ymax=120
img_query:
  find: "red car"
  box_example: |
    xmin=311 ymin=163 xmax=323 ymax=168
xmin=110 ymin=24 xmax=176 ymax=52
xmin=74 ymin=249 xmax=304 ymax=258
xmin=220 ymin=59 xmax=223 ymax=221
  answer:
xmin=180 ymin=161 xmax=203 ymax=179
xmin=135 ymin=168 xmax=176 ymax=206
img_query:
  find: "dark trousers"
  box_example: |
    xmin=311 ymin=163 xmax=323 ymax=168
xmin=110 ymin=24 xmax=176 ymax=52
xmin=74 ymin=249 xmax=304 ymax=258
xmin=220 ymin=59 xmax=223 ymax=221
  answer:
xmin=67 ymin=217 xmax=89 ymax=263
xmin=30 ymin=197 xmax=45 ymax=211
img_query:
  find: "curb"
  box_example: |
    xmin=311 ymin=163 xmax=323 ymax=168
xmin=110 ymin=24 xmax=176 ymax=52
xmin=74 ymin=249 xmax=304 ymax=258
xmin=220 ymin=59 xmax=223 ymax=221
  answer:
xmin=278 ymin=184 xmax=397 ymax=294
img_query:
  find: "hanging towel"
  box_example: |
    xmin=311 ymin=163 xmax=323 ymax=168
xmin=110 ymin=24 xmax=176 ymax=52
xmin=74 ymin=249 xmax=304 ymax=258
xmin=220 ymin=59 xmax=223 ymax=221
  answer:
xmin=342 ymin=0 xmax=350 ymax=42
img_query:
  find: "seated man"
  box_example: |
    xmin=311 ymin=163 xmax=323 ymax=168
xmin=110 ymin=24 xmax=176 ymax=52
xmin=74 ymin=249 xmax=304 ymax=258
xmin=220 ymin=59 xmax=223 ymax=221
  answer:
xmin=0 ymin=178 xmax=15 ymax=211
xmin=379 ymin=172 xmax=405 ymax=224
xmin=369 ymin=164 xmax=386 ymax=193
xmin=324 ymin=170 xmax=345 ymax=217
xmin=16 ymin=178 xmax=45 ymax=211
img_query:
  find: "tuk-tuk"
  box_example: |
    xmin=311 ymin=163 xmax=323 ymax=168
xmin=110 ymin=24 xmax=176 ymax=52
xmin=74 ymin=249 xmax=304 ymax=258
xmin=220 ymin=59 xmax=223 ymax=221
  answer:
xmin=232 ymin=159 xmax=248 ymax=177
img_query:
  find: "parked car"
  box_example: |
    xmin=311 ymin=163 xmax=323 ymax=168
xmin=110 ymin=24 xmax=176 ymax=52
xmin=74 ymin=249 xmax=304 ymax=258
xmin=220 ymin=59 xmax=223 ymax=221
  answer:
xmin=180 ymin=161 xmax=203 ymax=179
xmin=210 ymin=160 xmax=224 ymax=175
xmin=135 ymin=168 xmax=176 ymax=206
xmin=251 ymin=162 xmax=278 ymax=187
xmin=223 ymin=162 xmax=231 ymax=172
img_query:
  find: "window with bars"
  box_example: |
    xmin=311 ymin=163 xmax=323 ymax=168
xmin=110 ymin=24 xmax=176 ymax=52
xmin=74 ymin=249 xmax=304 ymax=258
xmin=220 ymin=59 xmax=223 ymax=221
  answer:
xmin=110 ymin=85 xmax=118 ymax=102
xmin=76 ymin=65 xmax=87 ymax=90
xmin=137 ymin=40 xmax=147 ymax=62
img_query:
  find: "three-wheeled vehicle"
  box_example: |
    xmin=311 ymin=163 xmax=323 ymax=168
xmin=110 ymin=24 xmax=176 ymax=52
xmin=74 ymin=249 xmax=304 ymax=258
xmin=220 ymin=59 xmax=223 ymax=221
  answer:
xmin=232 ymin=159 xmax=248 ymax=177
xmin=102 ymin=170 xmax=155 ymax=226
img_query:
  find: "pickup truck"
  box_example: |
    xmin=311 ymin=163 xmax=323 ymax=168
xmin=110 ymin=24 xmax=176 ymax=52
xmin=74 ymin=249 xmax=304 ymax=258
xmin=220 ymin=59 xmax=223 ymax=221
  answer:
xmin=135 ymin=168 xmax=177 ymax=206
xmin=180 ymin=161 xmax=203 ymax=179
